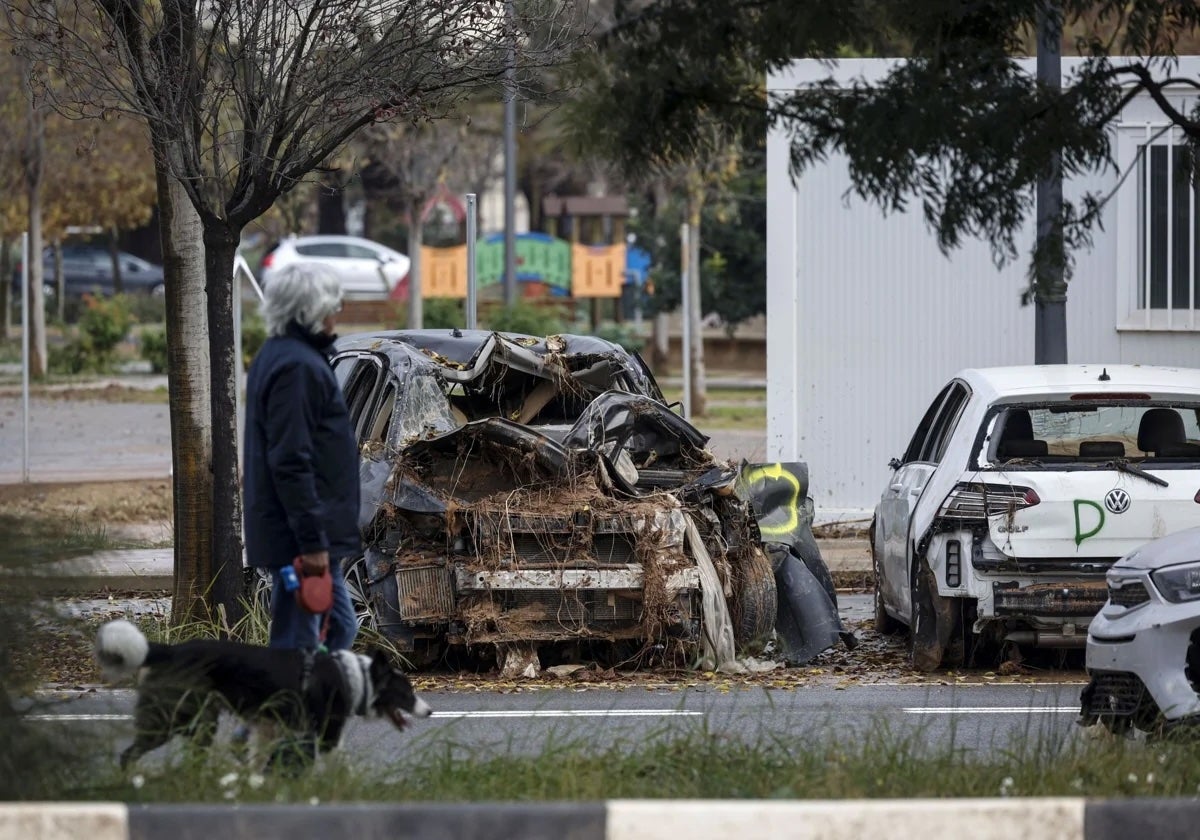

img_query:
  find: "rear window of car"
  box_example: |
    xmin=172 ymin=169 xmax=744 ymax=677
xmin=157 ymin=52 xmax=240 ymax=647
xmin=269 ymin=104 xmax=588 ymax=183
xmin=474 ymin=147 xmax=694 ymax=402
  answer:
xmin=984 ymin=403 xmax=1200 ymax=465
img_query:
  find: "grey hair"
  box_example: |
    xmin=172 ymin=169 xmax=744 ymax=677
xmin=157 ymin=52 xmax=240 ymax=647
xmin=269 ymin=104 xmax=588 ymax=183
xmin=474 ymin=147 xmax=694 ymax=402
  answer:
xmin=261 ymin=262 xmax=344 ymax=337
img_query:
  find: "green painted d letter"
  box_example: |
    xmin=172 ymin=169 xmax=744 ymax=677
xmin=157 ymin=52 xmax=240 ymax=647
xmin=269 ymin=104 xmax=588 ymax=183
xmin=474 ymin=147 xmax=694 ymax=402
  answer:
xmin=1074 ymin=499 xmax=1105 ymax=546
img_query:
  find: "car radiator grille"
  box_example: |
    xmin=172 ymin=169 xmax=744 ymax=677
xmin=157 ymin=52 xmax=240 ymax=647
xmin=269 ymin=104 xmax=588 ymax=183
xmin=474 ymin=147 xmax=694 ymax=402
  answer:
xmin=473 ymin=512 xmax=643 ymax=568
xmin=1108 ymin=581 xmax=1150 ymax=609
xmin=1084 ymin=672 xmax=1150 ymax=717
xmin=395 ymin=565 xmax=455 ymax=622
xmin=593 ymin=533 xmax=638 ymax=565
xmin=504 ymin=590 xmax=643 ymax=624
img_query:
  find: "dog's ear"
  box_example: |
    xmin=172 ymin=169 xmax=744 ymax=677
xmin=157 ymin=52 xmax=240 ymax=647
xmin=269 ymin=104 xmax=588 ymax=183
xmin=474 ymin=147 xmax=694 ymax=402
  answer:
xmin=369 ymin=648 xmax=393 ymax=679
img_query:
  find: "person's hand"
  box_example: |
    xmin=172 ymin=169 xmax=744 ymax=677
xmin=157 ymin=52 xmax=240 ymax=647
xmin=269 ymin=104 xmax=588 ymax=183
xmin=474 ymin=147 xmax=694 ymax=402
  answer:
xmin=299 ymin=550 xmax=329 ymax=577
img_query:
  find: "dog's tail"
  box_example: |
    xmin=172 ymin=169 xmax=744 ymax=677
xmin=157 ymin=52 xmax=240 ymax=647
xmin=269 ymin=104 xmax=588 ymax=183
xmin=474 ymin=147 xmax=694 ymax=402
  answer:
xmin=94 ymin=619 xmax=150 ymax=682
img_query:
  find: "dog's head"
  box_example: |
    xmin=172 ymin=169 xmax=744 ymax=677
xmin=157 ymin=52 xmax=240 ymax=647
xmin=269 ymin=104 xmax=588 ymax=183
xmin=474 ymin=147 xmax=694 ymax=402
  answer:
xmin=367 ymin=649 xmax=432 ymax=730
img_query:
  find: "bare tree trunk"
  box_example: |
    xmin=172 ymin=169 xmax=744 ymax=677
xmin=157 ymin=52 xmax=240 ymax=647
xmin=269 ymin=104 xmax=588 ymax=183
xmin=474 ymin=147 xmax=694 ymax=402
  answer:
xmin=685 ymin=176 xmax=707 ymax=416
xmin=51 ymin=240 xmax=63 ymax=324
xmin=109 ymin=227 xmax=124 ymax=295
xmin=317 ymin=176 xmax=346 ymax=234
xmin=204 ymin=220 xmax=247 ymax=633
xmin=158 ymin=162 xmax=213 ymax=626
xmin=407 ymin=197 xmax=423 ymax=329
xmin=25 ymin=157 xmax=47 ymax=377
xmin=15 ymin=36 xmax=46 ymax=376
xmin=0 ymin=237 xmax=10 ymax=341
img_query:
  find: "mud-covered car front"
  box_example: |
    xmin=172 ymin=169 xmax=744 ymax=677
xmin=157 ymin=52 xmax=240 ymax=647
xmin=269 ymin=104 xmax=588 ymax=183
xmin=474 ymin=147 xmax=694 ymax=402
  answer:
xmin=1080 ymin=527 xmax=1200 ymax=733
xmin=335 ymin=330 xmax=844 ymax=673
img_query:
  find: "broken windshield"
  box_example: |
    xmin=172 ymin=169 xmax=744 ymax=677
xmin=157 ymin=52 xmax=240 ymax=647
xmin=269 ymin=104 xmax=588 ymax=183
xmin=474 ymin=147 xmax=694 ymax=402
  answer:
xmin=983 ymin=403 xmax=1200 ymax=467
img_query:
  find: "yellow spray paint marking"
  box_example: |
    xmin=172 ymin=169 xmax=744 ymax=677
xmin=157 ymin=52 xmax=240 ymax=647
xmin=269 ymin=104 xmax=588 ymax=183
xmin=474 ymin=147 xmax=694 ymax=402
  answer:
xmin=740 ymin=462 xmax=801 ymax=537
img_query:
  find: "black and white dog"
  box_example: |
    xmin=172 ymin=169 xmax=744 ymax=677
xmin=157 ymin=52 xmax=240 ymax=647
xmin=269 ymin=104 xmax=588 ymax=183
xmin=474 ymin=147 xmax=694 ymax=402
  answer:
xmin=95 ymin=619 xmax=432 ymax=768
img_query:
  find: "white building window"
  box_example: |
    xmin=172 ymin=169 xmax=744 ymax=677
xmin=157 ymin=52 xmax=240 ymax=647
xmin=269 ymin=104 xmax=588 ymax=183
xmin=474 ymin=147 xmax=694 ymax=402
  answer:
xmin=1119 ymin=126 xmax=1200 ymax=331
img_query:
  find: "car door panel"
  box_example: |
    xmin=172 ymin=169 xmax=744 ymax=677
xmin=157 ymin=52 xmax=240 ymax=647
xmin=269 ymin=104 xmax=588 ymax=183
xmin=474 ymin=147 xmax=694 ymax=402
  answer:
xmin=879 ymin=462 xmax=937 ymax=621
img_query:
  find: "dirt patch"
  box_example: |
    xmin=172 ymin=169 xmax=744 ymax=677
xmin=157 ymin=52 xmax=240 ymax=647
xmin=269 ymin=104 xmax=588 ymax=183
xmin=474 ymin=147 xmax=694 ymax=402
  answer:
xmin=0 ymin=479 xmax=172 ymax=524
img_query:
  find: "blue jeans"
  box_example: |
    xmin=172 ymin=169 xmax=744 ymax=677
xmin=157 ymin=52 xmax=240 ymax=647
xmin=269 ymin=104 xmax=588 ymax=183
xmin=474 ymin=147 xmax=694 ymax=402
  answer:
xmin=268 ymin=555 xmax=359 ymax=652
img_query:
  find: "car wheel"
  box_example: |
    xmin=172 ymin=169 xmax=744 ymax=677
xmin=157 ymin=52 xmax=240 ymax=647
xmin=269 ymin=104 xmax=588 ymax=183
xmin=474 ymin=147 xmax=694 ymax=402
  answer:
xmin=908 ymin=559 xmax=943 ymax=672
xmin=732 ymin=546 xmax=777 ymax=654
xmin=343 ymin=554 xmax=379 ymax=633
xmin=150 ymin=283 xmax=166 ymax=297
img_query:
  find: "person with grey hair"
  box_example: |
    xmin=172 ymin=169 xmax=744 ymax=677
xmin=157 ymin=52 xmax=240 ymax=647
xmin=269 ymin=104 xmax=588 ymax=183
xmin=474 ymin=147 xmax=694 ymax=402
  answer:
xmin=243 ymin=262 xmax=360 ymax=654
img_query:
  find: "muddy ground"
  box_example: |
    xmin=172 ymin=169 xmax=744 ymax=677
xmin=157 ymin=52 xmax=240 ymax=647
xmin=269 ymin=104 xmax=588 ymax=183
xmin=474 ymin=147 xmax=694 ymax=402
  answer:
xmin=0 ymin=478 xmax=173 ymax=527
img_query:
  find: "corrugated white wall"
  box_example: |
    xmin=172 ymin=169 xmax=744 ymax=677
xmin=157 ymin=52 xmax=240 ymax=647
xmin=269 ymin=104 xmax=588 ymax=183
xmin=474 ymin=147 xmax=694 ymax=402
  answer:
xmin=767 ymin=58 xmax=1200 ymax=521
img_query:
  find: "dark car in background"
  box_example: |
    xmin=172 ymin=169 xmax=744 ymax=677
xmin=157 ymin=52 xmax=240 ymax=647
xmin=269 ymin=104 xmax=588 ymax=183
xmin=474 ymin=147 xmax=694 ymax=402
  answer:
xmin=12 ymin=246 xmax=165 ymax=298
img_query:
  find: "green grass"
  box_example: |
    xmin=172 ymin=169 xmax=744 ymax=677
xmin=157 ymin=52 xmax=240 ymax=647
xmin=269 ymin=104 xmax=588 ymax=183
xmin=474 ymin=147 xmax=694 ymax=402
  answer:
xmin=0 ymin=513 xmax=118 ymax=563
xmin=661 ymin=387 xmax=766 ymax=404
xmin=49 ymin=717 xmax=1200 ymax=803
xmin=659 ymin=387 xmax=766 ymax=430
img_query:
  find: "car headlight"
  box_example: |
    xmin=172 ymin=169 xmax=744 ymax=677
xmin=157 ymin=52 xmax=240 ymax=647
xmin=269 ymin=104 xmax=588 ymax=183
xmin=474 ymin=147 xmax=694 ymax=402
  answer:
xmin=1151 ymin=561 xmax=1200 ymax=603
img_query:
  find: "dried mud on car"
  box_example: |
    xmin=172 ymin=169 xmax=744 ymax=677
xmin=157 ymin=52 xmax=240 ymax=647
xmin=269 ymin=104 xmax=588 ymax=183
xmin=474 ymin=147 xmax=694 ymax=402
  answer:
xmin=326 ymin=330 xmax=851 ymax=675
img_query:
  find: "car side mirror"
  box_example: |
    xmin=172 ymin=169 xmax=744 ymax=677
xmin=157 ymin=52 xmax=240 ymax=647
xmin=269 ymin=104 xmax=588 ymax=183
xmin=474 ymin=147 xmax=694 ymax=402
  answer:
xmin=887 ymin=457 xmax=902 ymax=471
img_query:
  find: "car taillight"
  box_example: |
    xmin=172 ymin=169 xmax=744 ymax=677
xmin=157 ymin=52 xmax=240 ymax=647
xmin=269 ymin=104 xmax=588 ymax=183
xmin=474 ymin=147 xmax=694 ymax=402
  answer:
xmin=937 ymin=482 xmax=1040 ymax=521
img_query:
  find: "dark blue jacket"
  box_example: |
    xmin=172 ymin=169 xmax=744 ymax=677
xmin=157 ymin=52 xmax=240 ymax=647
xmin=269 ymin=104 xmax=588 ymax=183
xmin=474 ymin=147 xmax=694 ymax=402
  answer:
xmin=243 ymin=323 xmax=361 ymax=568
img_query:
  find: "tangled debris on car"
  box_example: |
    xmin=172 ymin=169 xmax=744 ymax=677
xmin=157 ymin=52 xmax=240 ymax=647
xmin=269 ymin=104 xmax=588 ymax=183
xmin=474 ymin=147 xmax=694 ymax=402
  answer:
xmin=322 ymin=330 xmax=848 ymax=675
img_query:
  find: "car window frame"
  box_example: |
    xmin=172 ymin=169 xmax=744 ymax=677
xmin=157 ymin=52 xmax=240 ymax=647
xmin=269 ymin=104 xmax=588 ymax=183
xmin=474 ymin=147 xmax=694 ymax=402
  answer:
xmin=901 ymin=383 xmax=955 ymax=465
xmin=920 ymin=382 xmax=970 ymax=464
xmin=332 ymin=353 xmax=385 ymax=441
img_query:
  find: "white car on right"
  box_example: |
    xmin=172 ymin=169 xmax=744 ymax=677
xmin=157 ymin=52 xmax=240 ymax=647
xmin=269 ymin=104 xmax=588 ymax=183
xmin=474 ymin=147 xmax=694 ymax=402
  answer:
xmin=872 ymin=364 xmax=1200 ymax=671
xmin=1081 ymin=526 xmax=1200 ymax=734
xmin=260 ymin=235 xmax=411 ymax=298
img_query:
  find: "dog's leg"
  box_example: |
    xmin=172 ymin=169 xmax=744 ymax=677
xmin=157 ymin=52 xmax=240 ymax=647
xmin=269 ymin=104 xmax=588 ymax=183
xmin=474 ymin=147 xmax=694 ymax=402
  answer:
xmin=121 ymin=693 xmax=180 ymax=770
xmin=184 ymin=698 xmax=221 ymax=750
xmin=318 ymin=715 xmax=347 ymax=755
xmin=265 ymin=734 xmax=318 ymax=776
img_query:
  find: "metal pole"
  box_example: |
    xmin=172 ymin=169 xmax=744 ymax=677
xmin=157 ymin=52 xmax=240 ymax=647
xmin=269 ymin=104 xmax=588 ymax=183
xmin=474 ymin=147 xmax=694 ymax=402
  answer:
xmin=680 ymin=223 xmax=691 ymax=421
xmin=21 ymin=231 xmax=29 ymax=483
xmin=1034 ymin=2 xmax=1066 ymax=364
xmin=232 ymin=256 xmax=245 ymax=461
xmin=502 ymin=0 xmax=517 ymax=306
xmin=466 ymin=193 xmax=478 ymax=330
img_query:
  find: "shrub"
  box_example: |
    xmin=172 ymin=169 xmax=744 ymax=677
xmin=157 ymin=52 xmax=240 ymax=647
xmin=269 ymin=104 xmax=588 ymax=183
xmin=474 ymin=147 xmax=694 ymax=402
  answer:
xmin=49 ymin=294 xmax=134 ymax=374
xmin=123 ymin=292 xmax=166 ymax=325
xmin=140 ymin=327 xmax=169 ymax=374
xmin=423 ymin=298 xmax=466 ymax=330
xmin=241 ymin=312 xmax=267 ymax=369
xmin=81 ymin=294 xmax=135 ymax=357
xmin=391 ymin=298 xmax=466 ymax=331
xmin=593 ymin=321 xmax=646 ymax=354
xmin=484 ymin=300 xmax=566 ymax=337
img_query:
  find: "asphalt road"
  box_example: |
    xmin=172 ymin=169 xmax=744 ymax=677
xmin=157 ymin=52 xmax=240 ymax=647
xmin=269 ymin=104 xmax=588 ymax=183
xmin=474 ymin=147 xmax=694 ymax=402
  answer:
xmin=28 ymin=680 xmax=1088 ymax=771
xmin=0 ymin=379 xmax=766 ymax=483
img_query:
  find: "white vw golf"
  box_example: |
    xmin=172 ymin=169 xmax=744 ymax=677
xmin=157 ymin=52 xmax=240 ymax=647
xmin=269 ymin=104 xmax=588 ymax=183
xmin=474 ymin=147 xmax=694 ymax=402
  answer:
xmin=871 ymin=365 xmax=1200 ymax=671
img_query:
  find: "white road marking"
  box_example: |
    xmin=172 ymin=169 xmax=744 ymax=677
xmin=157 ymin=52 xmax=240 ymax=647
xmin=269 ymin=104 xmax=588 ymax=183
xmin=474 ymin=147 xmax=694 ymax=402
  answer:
xmin=430 ymin=710 xmax=703 ymax=719
xmin=904 ymin=706 xmax=1079 ymax=715
xmin=26 ymin=714 xmax=133 ymax=721
xmin=26 ymin=709 xmax=702 ymax=723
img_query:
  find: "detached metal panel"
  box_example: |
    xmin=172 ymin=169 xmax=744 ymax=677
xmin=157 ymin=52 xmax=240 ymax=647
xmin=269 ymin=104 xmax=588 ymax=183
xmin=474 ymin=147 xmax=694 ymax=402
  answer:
xmin=767 ymin=58 xmax=1200 ymax=520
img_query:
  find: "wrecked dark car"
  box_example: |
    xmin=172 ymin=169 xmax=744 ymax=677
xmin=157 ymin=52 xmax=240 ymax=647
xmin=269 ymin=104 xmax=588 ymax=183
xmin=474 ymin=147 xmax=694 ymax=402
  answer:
xmin=301 ymin=330 xmax=846 ymax=673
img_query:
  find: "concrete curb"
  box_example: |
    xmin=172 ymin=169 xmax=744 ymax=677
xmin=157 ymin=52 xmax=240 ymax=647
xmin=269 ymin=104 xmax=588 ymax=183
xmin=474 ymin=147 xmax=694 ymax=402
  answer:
xmin=4 ymin=798 xmax=1197 ymax=840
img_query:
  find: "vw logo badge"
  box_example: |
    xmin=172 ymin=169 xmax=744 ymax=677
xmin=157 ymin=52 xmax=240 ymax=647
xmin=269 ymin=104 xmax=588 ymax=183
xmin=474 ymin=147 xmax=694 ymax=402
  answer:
xmin=1105 ymin=489 xmax=1131 ymax=514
